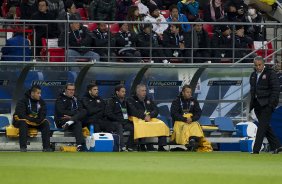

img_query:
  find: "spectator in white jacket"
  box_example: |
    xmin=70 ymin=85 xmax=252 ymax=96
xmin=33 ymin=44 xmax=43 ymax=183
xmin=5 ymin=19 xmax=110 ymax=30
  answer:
xmin=144 ymin=4 xmax=168 ymax=35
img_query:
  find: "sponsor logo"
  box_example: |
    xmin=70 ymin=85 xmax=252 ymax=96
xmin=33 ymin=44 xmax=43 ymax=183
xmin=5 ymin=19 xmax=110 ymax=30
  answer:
xmin=0 ymin=80 xmax=9 ymax=86
xmin=208 ymin=80 xmax=242 ymax=86
xmin=32 ymin=80 xmax=67 ymax=86
xmin=91 ymin=80 xmax=125 ymax=86
xmin=148 ymin=81 xmax=183 ymax=87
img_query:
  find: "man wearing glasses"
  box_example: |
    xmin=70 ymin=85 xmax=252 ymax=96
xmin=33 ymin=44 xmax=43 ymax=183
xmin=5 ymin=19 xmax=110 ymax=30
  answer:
xmin=54 ymin=83 xmax=87 ymax=151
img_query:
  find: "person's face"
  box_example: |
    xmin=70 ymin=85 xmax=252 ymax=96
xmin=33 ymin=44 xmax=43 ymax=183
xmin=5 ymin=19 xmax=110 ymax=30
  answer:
xmin=137 ymin=86 xmax=147 ymax=99
xmin=144 ymin=26 xmax=151 ymax=34
xmin=70 ymin=22 xmax=80 ymax=31
xmin=65 ymin=85 xmax=75 ymax=98
xmin=99 ymin=23 xmax=108 ymax=33
xmin=254 ymin=59 xmax=264 ymax=73
xmin=31 ymin=89 xmax=41 ymax=101
xmin=170 ymin=25 xmax=179 ymax=34
xmin=171 ymin=8 xmax=178 ymax=18
xmin=223 ymin=28 xmax=231 ymax=36
xmin=182 ymin=87 xmax=192 ymax=100
xmin=121 ymin=23 xmax=129 ymax=32
xmin=69 ymin=4 xmax=76 ymax=14
xmin=134 ymin=9 xmax=139 ymax=17
xmin=194 ymin=24 xmax=202 ymax=32
xmin=38 ymin=1 xmax=48 ymax=13
xmin=89 ymin=86 xmax=99 ymax=97
xmin=152 ymin=9 xmax=160 ymax=17
xmin=116 ymin=88 xmax=126 ymax=99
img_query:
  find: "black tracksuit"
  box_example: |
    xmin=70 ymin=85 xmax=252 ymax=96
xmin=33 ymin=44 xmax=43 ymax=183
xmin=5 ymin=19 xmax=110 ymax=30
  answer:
xmin=13 ymin=91 xmax=50 ymax=149
xmin=105 ymin=95 xmax=135 ymax=148
xmin=81 ymin=93 xmax=115 ymax=133
xmin=250 ymin=67 xmax=281 ymax=152
xmin=127 ymin=95 xmax=167 ymax=146
xmin=54 ymin=92 xmax=86 ymax=145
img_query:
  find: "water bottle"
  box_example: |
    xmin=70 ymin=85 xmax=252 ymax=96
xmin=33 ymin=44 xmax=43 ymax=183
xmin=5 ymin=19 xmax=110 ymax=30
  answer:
xmin=89 ymin=125 xmax=94 ymax=136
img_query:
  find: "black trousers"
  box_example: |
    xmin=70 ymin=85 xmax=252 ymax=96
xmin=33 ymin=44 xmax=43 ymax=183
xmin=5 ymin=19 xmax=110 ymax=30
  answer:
xmin=112 ymin=121 xmax=135 ymax=148
xmin=13 ymin=119 xmax=50 ymax=149
xmin=253 ymin=100 xmax=281 ymax=153
xmin=67 ymin=121 xmax=85 ymax=145
xmin=139 ymin=136 xmax=167 ymax=146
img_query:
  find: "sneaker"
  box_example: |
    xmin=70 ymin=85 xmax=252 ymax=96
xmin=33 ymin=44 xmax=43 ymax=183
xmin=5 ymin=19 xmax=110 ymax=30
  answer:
xmin=147 ymin=144 xmax=157 ymax=152
xmin=42 ymin=148 xmax=53 ymax=152
xmin=127 ymin=147 xmax=138 ymax=152
xmin=186 ymin=139 xmax=197 ymax=152
xmin=158 ymin=146 xmax=167 ymax=152
xmin=121 ymin=147 xmax=128 ymax=152
xmin=162 ymin=59 xmax=169 ymax=64
xmin=20 ymin=148 xmax=27 ymax=152
xmin=138 ymin=145 xmax=147 ymax=152
xmin=77 ymin=145 xmax=84 ymax=152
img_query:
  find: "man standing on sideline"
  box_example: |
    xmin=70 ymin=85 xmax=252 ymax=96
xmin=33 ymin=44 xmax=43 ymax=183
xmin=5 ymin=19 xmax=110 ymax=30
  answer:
xmin=249 ymin=56 xmax=282 ymax=154
xmin=55 ymin=83 xmax=86 ymax=151
xmin=13 ymin=85 xmax=51 ymax=152
xmin=105 ymin=84 xmax=136 ymax=151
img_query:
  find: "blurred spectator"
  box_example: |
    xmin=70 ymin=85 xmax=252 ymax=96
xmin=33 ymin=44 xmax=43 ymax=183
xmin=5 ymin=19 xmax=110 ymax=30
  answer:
xmin=224 ymin=0 xmax=248 ymax=22
xmin=58 ymin=15 xmax=100 ymax=62
xmin=46 ymin=0 xmax=65 ymax=18
xmin=135 ymin=0 xmax=157 ymax=16
xmin=162 ymin=0 xmax=179 ymax=10
xmin=57 ymin=0 xmax=81 ymax=35
xmin=7 ymin=0 xmax=20 ymax=9
xmin=20 ymin=0 xmax=37 ymax=20
xmin=177 ymin=0 xmax=199 ymax=22
xmin=166 ymin=4 xmax=191 ymax=32
xmin=211 ymin=25 xmax=233 ymax=62
xmin=31 ymin=0 xmax=59 ymax=57
xmin=115 ymin=23 xmax=142 ymax=62
xmin=245 ymin=5 xmax=266 ymax=41
xmin=1 ymin=31 xmax=31 ymax=61
xmin=73 ymin=0 xmax=88 ymax=8
xmin=126 ymin=6 xmax=143 ymax=34
xmin=136 ymin=24 xmax=168 ymax=63
xmin=116 ymin=0 xmax=133 ymax=21
xmin=144 ymin=4 xmax=168 ymax=35
xmin=162 ymin=24 xmax=187 ymax=62
xmin=89 ymin=0 xmax=116 ymax=21
xmin=203 ymin=0 xmax=225 ymax=22
xmin=92 ymin=23 xmax=116 ymax=62
xmin=234 ymin=25 xmax=254 ymax=63
xmin=184 ymin=19 xmax=211 ymax=63
xmin=247 ymin=0 xmax=277 ymax=13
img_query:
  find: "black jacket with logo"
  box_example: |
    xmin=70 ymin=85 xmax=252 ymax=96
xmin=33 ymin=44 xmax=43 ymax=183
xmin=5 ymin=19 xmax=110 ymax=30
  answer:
xmin=81 ymin=93 xmax=106 ymax=122
xmin=105 ymin=95 xmax=129 ymax=123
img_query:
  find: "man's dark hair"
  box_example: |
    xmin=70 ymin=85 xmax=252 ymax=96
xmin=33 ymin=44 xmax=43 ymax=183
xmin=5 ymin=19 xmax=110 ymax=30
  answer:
xmin=115 ymin=84 xmax=125 ymax=92
xmin=38 ymin=0 xmax=48 ymax=6
xmin=65 ymin=0 xmax=74 ymax=11
xmin=65 ymin=83 xmax=75 ymax=89
xmin=169 ymin=4 xmax=178 ymax=12
xmin=87 ymin=83 xmax=98 ymax=91
xmin=181 ymin=84 xmax=192 ymax=92
xmin=30 ymin=85 xmax=41 ymax=92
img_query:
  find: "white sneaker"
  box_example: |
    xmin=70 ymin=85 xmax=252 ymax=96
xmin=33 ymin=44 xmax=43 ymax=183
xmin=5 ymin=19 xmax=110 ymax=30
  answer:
xmin=162 ymin=59 xmax=169 ymax=63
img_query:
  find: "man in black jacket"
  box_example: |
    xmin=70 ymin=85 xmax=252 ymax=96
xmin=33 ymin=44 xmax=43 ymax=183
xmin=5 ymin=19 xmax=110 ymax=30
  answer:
xmin=81 ymin=83 xmax=115 ymax=133
xmin=54 ymin=83 xmax=86 ymax=151
xmin=128 ymin=84 xmax=167 ymax=151
xmin=249 ymin=56 xmax=282 ymax=154
xmin=105 ymin=84 xmax=136 ymax=151
xmin=13 ymin=85 xmax=50 ymax=152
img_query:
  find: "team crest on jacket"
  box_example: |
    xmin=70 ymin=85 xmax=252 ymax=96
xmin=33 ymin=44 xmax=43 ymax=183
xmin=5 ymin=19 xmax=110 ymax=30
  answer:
xmin=191 ymin=101 xmax=194 ymax=106
xmin=97 ymin=99 xmax=100 ymax=103
xmin=147 ymin=100 xmax=150 ymax=104
xmin=262 ymin=74 xmax=266 ymax=79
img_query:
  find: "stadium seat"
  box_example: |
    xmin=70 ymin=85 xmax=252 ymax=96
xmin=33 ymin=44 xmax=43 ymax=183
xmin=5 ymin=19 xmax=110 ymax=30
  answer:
xmin=252 ymin=41 xmax=274 ymax=63
xmin=15 ymin=6 xmax=21 ymax=18
xmin=41 ymin=38 xmax=65 ymax=62
xmin=203 ymin=24 xmax=214 ymax=39
xmin=1 ymin=3 xmax=8 ymax=18
xmin=0 ymin=116 xmax=10 ymax=132
xmin=76 ymin=8 xmax=88 ymax=20
xmin=214 ymin=117 xmax=235 ymax=132
xmin=109 ymin=23 xmax=120 ymax=34
xmin=85 ymin=22 xmax=97 ymax=32
xmin=160 ymin=10 xmax=170 ymax=19
xmin=198 ymin=116 xmax=212 ymax=126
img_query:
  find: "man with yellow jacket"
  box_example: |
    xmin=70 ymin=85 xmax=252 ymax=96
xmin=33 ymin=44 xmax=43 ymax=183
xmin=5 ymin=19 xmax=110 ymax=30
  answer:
xmin=170 ymin=85 xmax=212 ymax=152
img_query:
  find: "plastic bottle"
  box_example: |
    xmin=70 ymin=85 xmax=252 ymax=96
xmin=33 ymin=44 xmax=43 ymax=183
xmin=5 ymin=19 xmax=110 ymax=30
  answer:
xmin=89 ymin=125 xmax=94 ymax=136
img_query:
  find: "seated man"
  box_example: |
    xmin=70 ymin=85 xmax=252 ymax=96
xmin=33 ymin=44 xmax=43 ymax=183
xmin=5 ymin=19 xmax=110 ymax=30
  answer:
xmin=128 ymin=84 xmax=169 ymax=151
xmin=58 ymin=14 xmax=100 ymax=62
xmin=166 ymin=4 xmax=191 ymax=32
xmin=13 ymin=85 xmax=51 ymax=152
xmin=54 ymin=83 xmax=86 ymax=151
xmin=170 ymin=84 xmax=212 ymax=152
xmin=105 ymin=84 xmax=136 ymax=151
xmin=81 ymin=83 xmax=116 ymax=133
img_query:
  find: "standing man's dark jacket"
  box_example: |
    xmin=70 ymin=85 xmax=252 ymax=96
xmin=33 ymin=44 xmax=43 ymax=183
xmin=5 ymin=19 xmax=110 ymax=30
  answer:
xmin=250 ymin=67 xmax=280 ymax=111
xmin=170 ymin=95 xmax=201 ymax=122
xmin=105 ymin=95 xmax=129 ymax=123
xmin=81 ymin=92 xmax=106 ymax=123
xmin=54 ymin=92 xmax=85 ymax=127
xmin=127 ymin=95 xmax=159 ymax=119
xmin=13 ymin=91 xmax=47 ymax=125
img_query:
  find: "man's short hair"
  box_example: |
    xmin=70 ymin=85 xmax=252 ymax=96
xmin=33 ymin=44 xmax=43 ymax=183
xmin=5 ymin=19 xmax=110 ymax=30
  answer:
xmin=87 ymin=83 xmax=98 ymax=91
xmin=181 ymin=84 xmax=192 ymax=92
xmin=30 ymin=85 xmax=41 ymax=92
xmin=115 ymin=84 xmax=125 ymax=92
xmin=254 ymin=56 xmax=264 ymax=63
xmin=65 ymin=83 xmax=75 ymax=90
xmin=136 ymin=84 xmax=146 ymax=92
xmin=38 ymin=0 xmax=48 ymax=6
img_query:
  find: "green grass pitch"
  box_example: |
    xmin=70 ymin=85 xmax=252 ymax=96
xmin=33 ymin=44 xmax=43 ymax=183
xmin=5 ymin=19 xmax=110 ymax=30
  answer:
xmin=0 ymin=152 xmax=282 ymax=184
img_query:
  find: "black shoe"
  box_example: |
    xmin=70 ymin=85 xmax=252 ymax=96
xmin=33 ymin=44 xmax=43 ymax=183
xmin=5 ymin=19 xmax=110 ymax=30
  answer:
xmin=273 ymin=147 xmax=282 ymax=154
xmin=77 ymin=145 xmax=84 ymax=152
xmin=138 ymin=145 xmax=147 ymax=152
xmin=20 ymin=148 xmax=27 ymax=152
xmin=42 ymin=148 xmax=53 ymax=152
xmin=147 ymin=144 xmax=157 ymax=152
xmin=127 ymin=146 xmax=138 ymax=152
xmin=186 ymin=139 xmax=197 ymax=151
xmin=158 ymin=146 xmax=167 ymax=152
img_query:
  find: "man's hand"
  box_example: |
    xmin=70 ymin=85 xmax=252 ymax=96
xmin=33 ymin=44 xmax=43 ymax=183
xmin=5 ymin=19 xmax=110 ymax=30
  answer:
xmin=144 ymin=115 xmax=151 ymax=122
xmin=61 ymin=115 xmax=71 ymax=120
xmin=186 ymin=117 xmax=192 ymax=124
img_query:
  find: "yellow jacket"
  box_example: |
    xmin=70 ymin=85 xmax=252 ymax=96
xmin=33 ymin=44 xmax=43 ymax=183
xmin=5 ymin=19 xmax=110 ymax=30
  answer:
xmin=260 ymin=0 xmax=275 ymax=5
